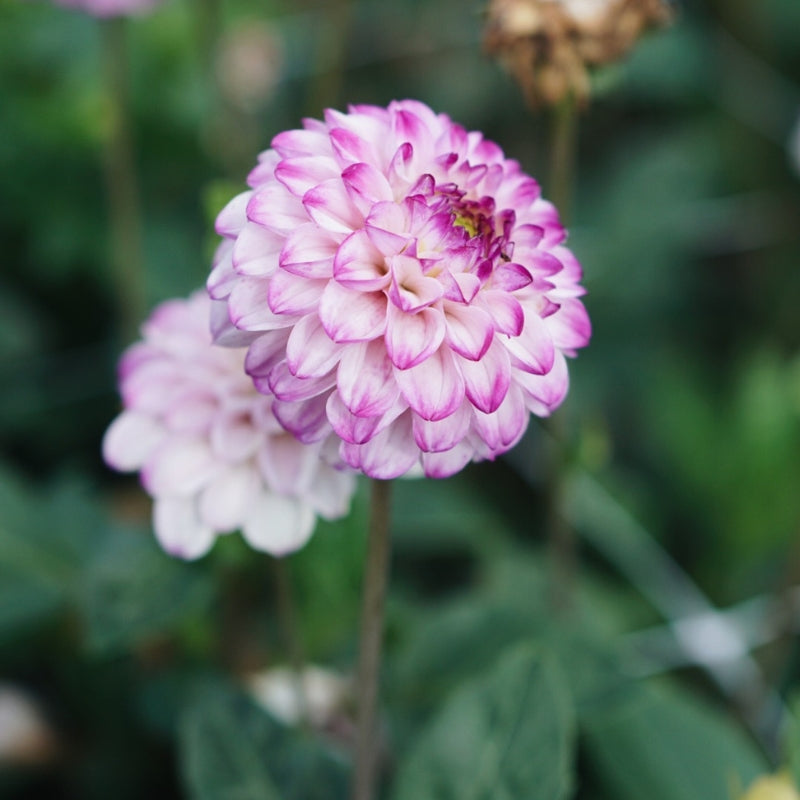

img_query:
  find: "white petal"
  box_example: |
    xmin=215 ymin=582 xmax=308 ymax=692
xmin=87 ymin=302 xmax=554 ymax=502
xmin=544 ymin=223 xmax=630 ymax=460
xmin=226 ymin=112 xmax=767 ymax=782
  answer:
xmin=153 ymin=497 xmax=216 ymax=560
xmin=102 ymin=412 xmax=165 ymax=471
xmin=198 ymin=466 xmax=260 ymax=531
xmin=242 ymin=493 xmax=316 ymax=556
xmin=142 ymin=438 xmax=220 ymax=496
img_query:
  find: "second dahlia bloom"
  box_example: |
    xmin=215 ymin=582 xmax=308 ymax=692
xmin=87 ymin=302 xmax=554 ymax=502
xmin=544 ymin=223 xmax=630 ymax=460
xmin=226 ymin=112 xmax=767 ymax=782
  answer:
xmin=209 ymin=100 xmax=590 ymax=480
xmin=103 ymin=291 xmax=356 ymax=560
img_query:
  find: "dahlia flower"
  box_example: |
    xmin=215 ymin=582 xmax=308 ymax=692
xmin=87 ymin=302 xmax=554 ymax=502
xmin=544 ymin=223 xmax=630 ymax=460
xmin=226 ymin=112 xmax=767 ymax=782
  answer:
xmin=103 ymin=291 xmax=356 ymax=560
xmin=209 ymin=100 xmax=590 ymax=480
xmin=51 ymin=0 xmax=162 ymax=16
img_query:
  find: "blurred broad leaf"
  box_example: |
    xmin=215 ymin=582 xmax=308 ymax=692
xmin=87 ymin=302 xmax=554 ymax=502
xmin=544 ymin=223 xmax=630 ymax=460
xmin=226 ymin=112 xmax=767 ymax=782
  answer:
xmin=81 ymin=524 xmax=214 ymax=654
xmin=392 ymin=644 xmax=576 ymax=800
xmin=583 ymin=682 xmax=768 ymax=799
xmin=180 ymin=684 xmax=348 ymax=800
xmin=0 ymin=466 xmax=105 ymax=637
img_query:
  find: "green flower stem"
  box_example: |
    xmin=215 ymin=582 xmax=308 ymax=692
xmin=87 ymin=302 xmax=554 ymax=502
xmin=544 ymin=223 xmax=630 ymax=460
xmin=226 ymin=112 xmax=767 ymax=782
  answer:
xmin=352 ymin=478 xmax=393 ymax=800
xmin=102 ymin=17 xmax=146 ymax=344
xmin=546 ymin=94 xmax=579 ymax=611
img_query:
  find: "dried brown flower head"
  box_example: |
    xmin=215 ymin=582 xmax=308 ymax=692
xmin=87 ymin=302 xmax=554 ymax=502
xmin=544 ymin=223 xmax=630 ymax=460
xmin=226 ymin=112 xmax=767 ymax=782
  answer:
xmin=484 ymin=0 xmax=672 ymax=108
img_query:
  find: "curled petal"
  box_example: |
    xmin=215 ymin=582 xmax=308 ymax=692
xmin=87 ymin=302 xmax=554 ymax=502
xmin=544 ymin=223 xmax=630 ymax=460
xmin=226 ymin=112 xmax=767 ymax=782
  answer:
xmin=268 ymin=272 xmax=327 ymax=316
xmin=491 ymin=262 xmax=533 ymax=292
xmin=458 ymin=339 xmax=511 ymax=413
xmin=198 ymin=466 xmax=260 ymax=531
xmin=478 ymin=289 xmax=524 ymax=337
xmin=285 ymin=314 xmax=342 ymax=378
xmin=501 ymin=307 xmax=555 ymax=375
xmin=272 ymin=394 xmax=333 ymax=443
xmin=266 ymin=361 xmax=337 ymax=402
xmin=516 ymin=350 xmax=569 ymax=416
xmin=242 ymin=492 xmax=316 ymax=556
xmin=154 ymin=497 xmax=215 ymax=560
xmin=216 ymin=191 xmax=251 ymax=237
xmin=342 ymin=162 xmax=394 ymax=215
xmin=471 ymin=385 xmax=528 ymax=455
xmin=385 ymin=304 xmax=445 ymax=370
xmin=244 ymin=330 xmax=292 ymax=379
xmin=421 ymin=442 xmax=475 ymax=478
xmin=412 ymin=402 xmax=471 ymax=453
xmin=102 ymin=412 xmax=165 ymax=471
xmin=393 ymin=345 xmax=465 ymax=421
xmin=232 ymin=224 xmax=283 ymax=277
xmin=444 ymin=302 xmax=494 ymax=361
xmin=333 ymin=230 xmax=391 ymax=290
xmin=258 ymin=433 xmax=317 ymax=495
xmin=308 ymin=467 xmax=356 ymax=519
xmin=319 ymin=282 xmax=387 ymax=343
xmin=229 ymin=278 xmax=298 ymax=332
xmin=279 ymin=224 xmax=339 ymax=279
xmin=274 ymin=155 xmax=339 ymax=197
xmin=546 ymin=298 xmax=592 ymax=353
xmin=247 ymin=184 xmax=308 ymax=233
xmin=326 ymin=392 xmax=384 ymax=445
xmin=340 ymin=413 xmax=418 ymax=479
xmin=303 ymin=179 xmax=363 ymax=234
xmin=389 ymin=254 xmax=444 ymax=312
xmin=337 ymin=338 xmax=399 ymax=417
xmin=142 ymin=438 xmax=220 ymax=496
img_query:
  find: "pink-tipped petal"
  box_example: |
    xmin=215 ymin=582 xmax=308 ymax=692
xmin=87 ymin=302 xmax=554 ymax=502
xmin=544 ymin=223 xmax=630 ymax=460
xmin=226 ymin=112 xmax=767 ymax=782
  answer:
xmin=412 ymin=402 xmax=471 ymax=453
xmin=388 ymin=254 xmax=444 ymax=312
xmin=444 ymin=302 xmax=494 ymax=361
xmin=421 ymin=442 xmax=475 ymax=478
xmin=385 ymin=304 xmax=445 ymax=370
xmin=229 ymin=277 xmax=297 ymax=332
xmin=501 ymin=307 xmax=555 ymax=375
xmin=285 ymin=314 xmax=342 ymax=378
xmin=336 ymin=338 xmax=399 ymax=417
xmin=393 ymin=345 xmax=465 ymax=421
xmin=268 ymin=272 xmax=327 ymax=316
xmin=274 ymin=155 xmax=339 ymax=197
xmin=303 ymin=179 xmax=363 ymax=234
xmin=247 ymin=184 xmax=308 ymax=233
xmin=319 ymin=282 xmax=387 ymax=343
xmin=458 ymin=339 xmax=512 ymax=413
xmin=272 ymin=394 xmax=333 ymax=443
xmin=340 ymin=413 xmax=419 ymax=479
xmin=279 ymin=224 xmax=339 ymax=279
xmin=471 ymin=385 xmax=528 ymax=454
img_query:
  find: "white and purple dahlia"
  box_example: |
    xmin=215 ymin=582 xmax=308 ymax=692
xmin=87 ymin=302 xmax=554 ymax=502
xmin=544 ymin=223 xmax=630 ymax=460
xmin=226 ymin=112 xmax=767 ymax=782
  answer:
xmin=209 ymin=100 xmax=590 ymax=480
xmin=103 ymin=291 xmax=356 ymax=560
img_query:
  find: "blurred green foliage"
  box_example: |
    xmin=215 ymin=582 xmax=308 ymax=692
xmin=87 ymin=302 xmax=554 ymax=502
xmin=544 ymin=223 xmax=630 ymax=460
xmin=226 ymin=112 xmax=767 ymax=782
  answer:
xmin=1 ymin=0 xmax=799 ymax=797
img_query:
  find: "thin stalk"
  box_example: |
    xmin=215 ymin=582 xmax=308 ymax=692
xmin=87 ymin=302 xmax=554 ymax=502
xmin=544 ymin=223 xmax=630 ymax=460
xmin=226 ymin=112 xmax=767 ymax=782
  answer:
xmin=545 ymin=94 xmax=578 ymax=611
xmin=102 ymin=18 xmax=146 ymax=344
xmin=352 ymin=479 xmax=393 ymax=800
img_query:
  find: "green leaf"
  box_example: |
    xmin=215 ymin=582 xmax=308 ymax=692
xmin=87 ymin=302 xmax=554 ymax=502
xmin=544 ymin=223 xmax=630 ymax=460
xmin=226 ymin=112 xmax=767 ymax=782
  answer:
xmin=81 ymin=525 xmax=213 ymax=654
xmin=583 ymin=682 xmax=768 ymax=800
xmin=393 ymin=644 xmax=576 ymax=800
xmin=180 ymin=684 xmax=348 ymax=800
xmin=181 ymin=688 xmax=282 ymax=800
